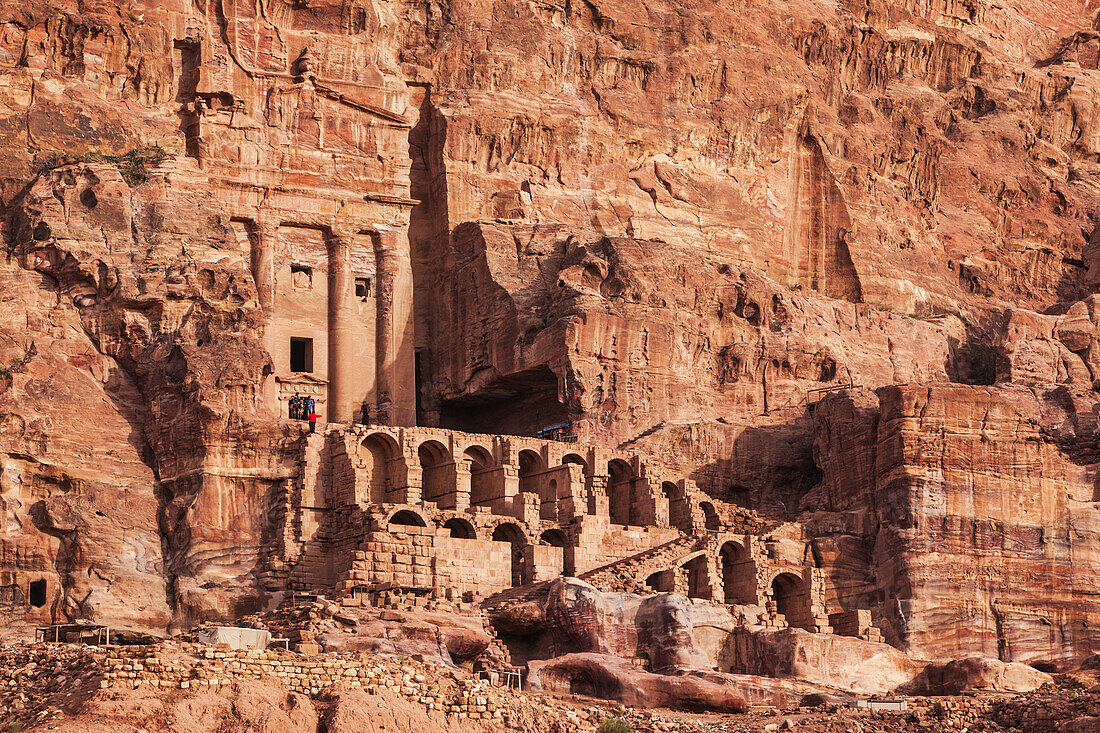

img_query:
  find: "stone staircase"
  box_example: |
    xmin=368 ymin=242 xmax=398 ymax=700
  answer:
xmin=578 ymin=533 xmax=709 ymax=593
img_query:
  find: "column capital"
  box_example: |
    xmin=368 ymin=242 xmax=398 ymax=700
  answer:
xmin=255 ymin=218 xmax=279 ymax=238
xmin=328 ymin=225 xmax=358 ymax=244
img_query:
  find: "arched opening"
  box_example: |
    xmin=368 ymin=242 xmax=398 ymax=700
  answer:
xmin=360 ymin=433 xmax=401 ymax=504
xmin=492 ymin=523 xmax=529 ymax=587
xmin=608 ymin=459 xmax=635 ymax=526
xmin=772 ymin=572 xmax=813 ymax=631
xmin=464 ymin=445 xmax=496 ymax=508
xmin=443 ymin=517 xmax=476 ymax=539
xmin=28 ymin=579 xmax=46 ymax=608
xmin=540 ymin=528 xmax=566 ymax=547
xmin=700 ymin=501 xmax=720 ymax=531
xmin=561 ymin=453 xmax=588 ymax=473
xmin=389 ymin=510 xmax=427 ymax=529
xmin=645 ymin=570 xmax=673 ymax=593
xmin=518 ymin=449 xmax=544 ymax=495
xmin=683 ymin=555 xmax=712 ymax=599
xmin=720 ymin=541 xmax=756 ymax=605
xmin=662 ymin=481 xmax=690 ymax=531
xmin=418 ymin=440 xmax=455 ymax=508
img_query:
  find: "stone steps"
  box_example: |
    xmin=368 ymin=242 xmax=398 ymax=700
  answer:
xmin=578 ymin=533 xmax=708 ymax=592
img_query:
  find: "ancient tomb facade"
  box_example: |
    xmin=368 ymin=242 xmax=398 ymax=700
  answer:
xmin=175 ymin=9 xmax=421 ymax=426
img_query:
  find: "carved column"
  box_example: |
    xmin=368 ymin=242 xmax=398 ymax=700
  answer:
xmin=328 ymin=228 xmax=355 ymax=424
xmin=252 ymin=220 xmax=276 ymax=314
xmin=253 ymin=220 xmax=278 ymax=414
xmin=374 ymin=229 xmax=416 ymax=427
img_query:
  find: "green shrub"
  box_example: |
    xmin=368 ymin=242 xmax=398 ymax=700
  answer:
xmin=597 ymin=717 xmax=632 ymax=733
xmin=35 ymin=145 xmax=171 ymax=186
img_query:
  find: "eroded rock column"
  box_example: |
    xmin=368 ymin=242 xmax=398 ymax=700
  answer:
xmin=253 ymin=220 xmax=278 ymax=413
xmin=252 ymin=220 xmax=276 ymax=314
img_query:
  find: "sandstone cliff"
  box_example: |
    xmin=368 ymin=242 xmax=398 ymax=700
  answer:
xmin=0 ymin=0 xmax=1097 ymax=673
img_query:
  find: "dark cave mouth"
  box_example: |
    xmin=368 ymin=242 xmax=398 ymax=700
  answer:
xmin=438 ymin=366 xmax=569 ymax=437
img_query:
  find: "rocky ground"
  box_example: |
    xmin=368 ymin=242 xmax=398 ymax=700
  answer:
xmin=1 ymin=636 xmax=1097 ymax=732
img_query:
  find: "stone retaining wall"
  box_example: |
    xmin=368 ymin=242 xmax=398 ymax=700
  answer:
xmin=102 ymin=644 xmax=506 ymax=719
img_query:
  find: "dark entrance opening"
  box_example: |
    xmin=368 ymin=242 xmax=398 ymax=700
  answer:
xmin=354 ymin=277 xmax=372 ymax=299
xmin=28 ymin=579 xmax=46 ymax=608
xmin=492 ymin=524 xmax=529 ymax=587
xmin=290 ymin=337 xmax=313 ymax=373
xmin=439 ymin=366 xmax=567 ymax=436
xmin=389 ymin=510 xmax=427 ymax=528
xmin=772 ymin=573 xmax=813 ymax=631
xmin=684 ymin=555 xmax=712 ymax=599
xmin=443 ymin=518 xmax=476 ymax=539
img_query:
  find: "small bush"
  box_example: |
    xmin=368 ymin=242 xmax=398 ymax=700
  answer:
xmin=597 ymin=717 xmax=632 ymax=733
xmin=35 ymin=145 xmax=171 ymax=186
xmin=0 ymin=342 xmax=36 ymax=381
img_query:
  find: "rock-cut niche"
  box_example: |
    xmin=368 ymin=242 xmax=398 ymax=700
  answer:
xmin=785 ymin=132 xmax=863 ymax=303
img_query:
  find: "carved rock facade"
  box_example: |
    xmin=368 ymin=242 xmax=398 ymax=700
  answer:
xmin=0 ymin=0 xmax=1097 ymax=677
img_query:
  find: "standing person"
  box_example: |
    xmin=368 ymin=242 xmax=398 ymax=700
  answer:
xmin=289 ymin=392 xmax=302 ymax=420
xmin=308 ymin=409 xmax=320 ymax=434
xmin=304 ymin=395 xmax=315 ymax=421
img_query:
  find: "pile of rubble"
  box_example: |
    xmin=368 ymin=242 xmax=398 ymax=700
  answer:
xmin=4 ymin=631 xmax=1100 ymax=733
xmin=989 ymin=680 xmax=1100 ymax=733
xmin=0 ymin=642 xmax=104 ymax=730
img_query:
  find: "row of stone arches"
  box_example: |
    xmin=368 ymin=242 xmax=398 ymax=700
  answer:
xmin=641 ymin=541 xmax=813 ymax=630
xmin=356 ymin=430 xmax=716 ymax=531
xmin=383 ymin=509 xmax=567 ymax=587
xmin=359 ymin=432 xmax=593 ymax=516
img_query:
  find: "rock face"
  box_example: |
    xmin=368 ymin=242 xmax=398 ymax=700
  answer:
xmin=0 ymin=0 xmax=1098 ymax=679
xmin=899 ymin=656 xmax=1053 ymax=695
xmin=807 ymin=384 xmax=1100 ymax=666
xmin=721 ymin=627 xmax=923 ymax=695
xmin=490 ymin=579 xmax=745 ymax=671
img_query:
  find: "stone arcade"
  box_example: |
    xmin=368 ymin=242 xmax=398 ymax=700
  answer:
xmin=138 ymin=4 xmax=852 ymax=638
xmin=261 ymin=425 xmax=851 ymax=638
xmin=5 ymin=0 xmax=1100 ymax=691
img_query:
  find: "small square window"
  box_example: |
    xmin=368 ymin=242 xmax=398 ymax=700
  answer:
xmin=290 ymin=337 xmax=313 ymax=373
xmin=291 ymin=264 xmax=312 ymax=290
xmin=354 ymin=277 xmax=372 ymax=300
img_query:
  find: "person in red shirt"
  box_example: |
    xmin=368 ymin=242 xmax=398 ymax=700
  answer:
xmin=308 ymin=411 xmax=320 ymax=433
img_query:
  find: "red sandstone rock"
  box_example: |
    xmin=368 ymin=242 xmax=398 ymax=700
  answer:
xmin=317 ymin=611 xmax=491 ymax=664
xmin=722 ymin=627 xmax=923 ymax=695
xmin=526 ymin=652 xmax=749 ymax=713
xmin=899 ymin=655 xmax=1053 ymax=695
xmin=0 ymin=0 xmax=1097 ymax=698
xmin=49 ymin=680 xmax=318 ymax=733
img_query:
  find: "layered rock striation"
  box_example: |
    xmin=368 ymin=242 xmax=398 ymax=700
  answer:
xmin=0 ymin=0 xmax=1096 ymax=674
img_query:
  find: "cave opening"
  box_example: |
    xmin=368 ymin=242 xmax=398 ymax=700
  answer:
xmin=439 ymin=366 xmax=568 ymax=436
xmin=28 ymin=579 xmax=46 ymax=608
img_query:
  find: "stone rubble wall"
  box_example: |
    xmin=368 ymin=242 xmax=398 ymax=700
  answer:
xmin=102 ymin=643 xmax=509 ymax=719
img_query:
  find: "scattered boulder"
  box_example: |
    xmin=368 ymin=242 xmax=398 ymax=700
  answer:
xmin=722 ymin=627 xmax=923 ymax=695
xmin=899 ymin=656 xmax=1053 ymax=695
xmin=526 ymin=652 xmax=749 ymax=713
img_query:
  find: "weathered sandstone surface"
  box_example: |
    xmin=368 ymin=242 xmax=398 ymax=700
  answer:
xmin=0 ymin=0 xmax=1098 ymax=721
xmin=807 ymin=383 xmax=1100 ymax=665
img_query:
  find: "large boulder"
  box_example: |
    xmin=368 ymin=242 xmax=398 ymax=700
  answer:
xmin=317 ymin=610 xmax=492 ymax=665
xmin=899 ymin=656 xmax=1053 ymax=695
xmin=526 ymin=653 xmax=749 ymax=713
xmin=721 ymin=627 xmax=923 ymax=694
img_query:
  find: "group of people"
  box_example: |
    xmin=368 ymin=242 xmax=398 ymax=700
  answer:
xmin=289 ymin=393 xmax=320 ymax=432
